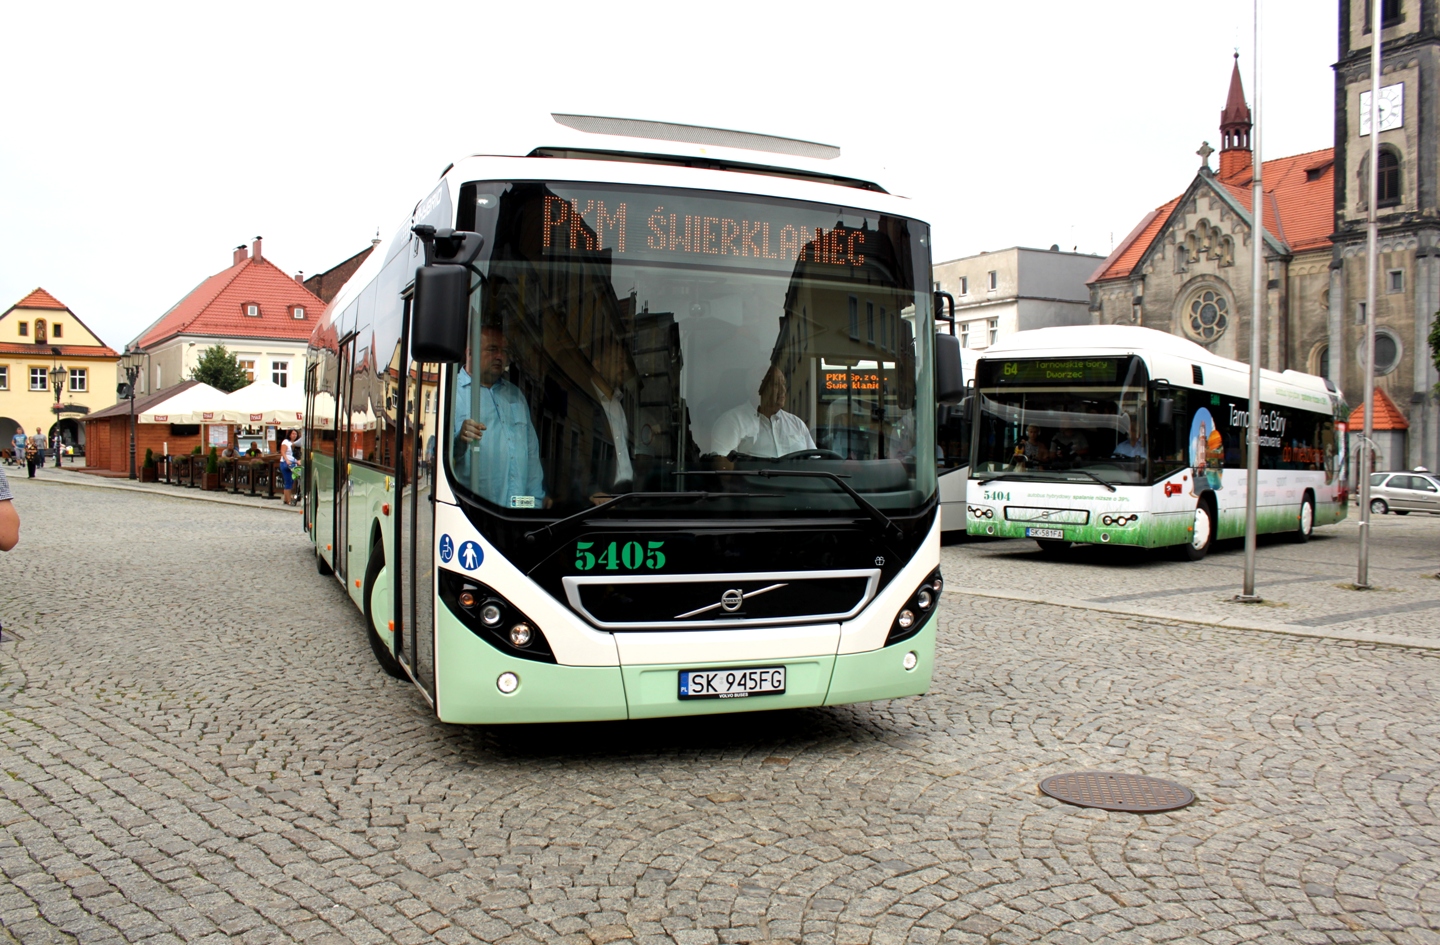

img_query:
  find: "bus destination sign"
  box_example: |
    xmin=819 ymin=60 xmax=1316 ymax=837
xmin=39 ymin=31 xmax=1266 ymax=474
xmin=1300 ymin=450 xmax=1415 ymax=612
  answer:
xmin=985 ymin=358 xmax=1123 ymax=385
xmin=823 ymin=371 xmax=882 ymax=392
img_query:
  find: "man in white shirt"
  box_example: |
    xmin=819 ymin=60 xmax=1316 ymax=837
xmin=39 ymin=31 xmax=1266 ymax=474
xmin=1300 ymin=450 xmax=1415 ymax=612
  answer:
xmin=710 ymin=365 xmax=815 ymax=464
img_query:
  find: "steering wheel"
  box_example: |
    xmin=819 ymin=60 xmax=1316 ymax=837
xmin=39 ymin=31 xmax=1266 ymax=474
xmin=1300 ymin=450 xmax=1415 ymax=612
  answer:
xmin=776 ymin=448 xmax=844 ymax=461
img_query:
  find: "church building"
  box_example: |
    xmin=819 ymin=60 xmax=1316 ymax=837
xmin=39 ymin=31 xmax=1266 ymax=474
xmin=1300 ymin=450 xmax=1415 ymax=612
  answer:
xmin=1089 ymin=0 xmax=1439 ymax=474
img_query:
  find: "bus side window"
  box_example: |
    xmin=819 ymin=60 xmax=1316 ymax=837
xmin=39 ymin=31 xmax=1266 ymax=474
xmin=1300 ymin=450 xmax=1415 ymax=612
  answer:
xmin=1150 ymin=389 xmax=1188 ymax=480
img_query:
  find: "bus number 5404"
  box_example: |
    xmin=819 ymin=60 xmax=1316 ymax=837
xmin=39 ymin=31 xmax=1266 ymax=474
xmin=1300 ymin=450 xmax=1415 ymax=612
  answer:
xmin=575 ymin=540 xmax=666 ymax=571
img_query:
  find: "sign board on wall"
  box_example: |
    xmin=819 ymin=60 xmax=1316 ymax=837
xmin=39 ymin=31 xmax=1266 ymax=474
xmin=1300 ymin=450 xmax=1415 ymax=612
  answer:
xmin=207 ymin=424 xmax=230 ymax=448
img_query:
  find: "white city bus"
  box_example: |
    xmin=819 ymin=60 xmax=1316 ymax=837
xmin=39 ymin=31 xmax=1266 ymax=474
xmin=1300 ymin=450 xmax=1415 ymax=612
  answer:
xmin=305 ymin=114 xmax=964 ymax=723
xmin=965 ymin=326 xmax=1347 ymax=558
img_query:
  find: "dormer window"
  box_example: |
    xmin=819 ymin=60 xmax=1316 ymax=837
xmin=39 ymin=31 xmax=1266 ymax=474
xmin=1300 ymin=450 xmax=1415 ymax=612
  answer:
xmin=52 ymin=323 xmax=63 ymax=338
xmin=17 ymin=321 xmax=27 ymax=336
xmin=292 ymin=305 xmax=306 ymax=320
xmin=243 ymin=302 xmax=260 ymax=317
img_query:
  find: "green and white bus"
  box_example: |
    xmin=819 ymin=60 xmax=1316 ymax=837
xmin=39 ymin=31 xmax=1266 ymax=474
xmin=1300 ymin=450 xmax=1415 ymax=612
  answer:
xmin=965 ymin=326 xmax=1347 ymax=559
xmin=304 ymin=114 xmax=963 ymax=723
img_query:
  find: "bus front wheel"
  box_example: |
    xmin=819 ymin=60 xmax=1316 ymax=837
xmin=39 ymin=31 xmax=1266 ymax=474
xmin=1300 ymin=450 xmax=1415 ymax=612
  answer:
xmin=1181 ymin=500 xmax=1214 ymax=561
xmin=363 ymin=541 xmax=407 ymax=680
xmin=1293 ymin=495 xmax=1315 ymax=543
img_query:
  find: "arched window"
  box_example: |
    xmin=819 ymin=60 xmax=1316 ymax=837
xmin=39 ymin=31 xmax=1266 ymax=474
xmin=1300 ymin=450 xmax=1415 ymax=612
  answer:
xmin=1317 ymin=345 xmax=1330 ymax=381
xmin=1377 ymin=150 xmax=1401 ymax=207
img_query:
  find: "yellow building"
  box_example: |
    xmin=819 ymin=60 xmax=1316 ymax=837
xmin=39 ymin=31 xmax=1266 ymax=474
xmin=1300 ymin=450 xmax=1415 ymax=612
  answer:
xmin=0 ymin=288 xmax=120 ymax=457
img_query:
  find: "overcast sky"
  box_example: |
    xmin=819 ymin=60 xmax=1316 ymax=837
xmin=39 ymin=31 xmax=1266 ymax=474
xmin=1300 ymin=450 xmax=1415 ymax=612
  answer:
xmin=0 ymin=0 xmax=1336 ymax=350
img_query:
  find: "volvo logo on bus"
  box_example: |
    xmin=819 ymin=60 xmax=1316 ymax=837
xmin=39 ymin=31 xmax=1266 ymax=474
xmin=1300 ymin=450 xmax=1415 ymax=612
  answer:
xmin=720 ymin=589 xmax=744 ymax=612
xmin=673 ymin=583 xmax=787 ymax=620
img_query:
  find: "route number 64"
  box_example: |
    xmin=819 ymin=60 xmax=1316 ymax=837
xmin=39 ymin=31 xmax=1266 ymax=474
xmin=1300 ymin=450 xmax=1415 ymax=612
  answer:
xmin=575 ymin=540 xmax=666 ymax=571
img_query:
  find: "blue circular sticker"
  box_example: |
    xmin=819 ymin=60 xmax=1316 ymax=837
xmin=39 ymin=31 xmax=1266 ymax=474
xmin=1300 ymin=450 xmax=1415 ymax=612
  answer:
xmin=438 ymin=534 xmax=454 ymax=563
xmin=457 ymin=540 xmax=483 ymax=571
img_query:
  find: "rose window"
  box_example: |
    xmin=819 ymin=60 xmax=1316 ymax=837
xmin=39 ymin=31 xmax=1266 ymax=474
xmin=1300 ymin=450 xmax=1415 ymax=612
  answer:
xmin=1186 ymin=289 xmax=1229 ymax=343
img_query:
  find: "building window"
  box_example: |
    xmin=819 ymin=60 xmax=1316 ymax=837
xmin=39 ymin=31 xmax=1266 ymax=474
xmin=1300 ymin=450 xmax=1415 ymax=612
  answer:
xmin=1387 ymin=269 xmax=1404 ymax=294
xmin=1356 ymin=300 xmax=1368 ymax=325
xmin=293 ymin=306 xmax=305 ymax=320
xmin=1181 ymin=286 xmax=1231 ymax=343
xmin=68 ymin=368 xmax=87 ymax=392
xmin=866 ymin=300 xmax=875 ymax=344
xmin=424 ymin=390 xmax=433 ymax=415
xmin=1360 ymin=330 xmax=1402 ymax=375
xmin=238 ymin=359 xmax=255 ymax=383
xmin=959 ymin=322 xmax=969 ymax=347
xmin=52 ymin=323 xmax=62 ymax=338
xmin=1317 ymin=345 xmax=1330 ymax=381
xmin=848 ymin=296 xmax=858 ymax=339
xmin=17 ymin=322 xmax=27 ymax=337
xmin=958 ymin=276 xmax=969 ymax=295
xmin=0 ymin=366 xmax=7 ymax=390
xmin=988 ymin=319 xmax=999 ymax=345
xmin=243 ymin=303 xmax=260 ymax=317
xmin=1376 ymin=150 xmax=1401 ymax=207
xmin=272 ymin=360 xmax=288 ymax=387
xmin=30 ymin=367 xmax=47 ymax=391
xmin=987 ymin=271 xmax=997 ymax=291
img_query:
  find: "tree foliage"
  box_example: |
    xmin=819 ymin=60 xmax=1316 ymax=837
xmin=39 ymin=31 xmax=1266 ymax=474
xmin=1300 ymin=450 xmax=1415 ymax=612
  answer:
xmin=189 ymin=345 xmax=251 ymax=392
xmin=1430 ymin=311 xmax=1440 ymax=395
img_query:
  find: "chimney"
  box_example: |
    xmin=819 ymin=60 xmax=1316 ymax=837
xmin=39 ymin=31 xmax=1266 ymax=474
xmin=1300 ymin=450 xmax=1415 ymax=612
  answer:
xmin=233 ymin=244 xmax=249 ymax=266
xmin=294 ymin=271 xmax=305 ymax=285
xmin=252 ymin=236 xmax=263 ymax=262
xmin=1218 ymin=53 xmax=1254 ymax=181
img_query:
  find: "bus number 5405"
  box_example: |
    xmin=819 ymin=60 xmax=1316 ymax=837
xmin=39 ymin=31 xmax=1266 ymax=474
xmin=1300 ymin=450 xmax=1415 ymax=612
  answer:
xmin=575 ymin=540 xmax=666 ymax=571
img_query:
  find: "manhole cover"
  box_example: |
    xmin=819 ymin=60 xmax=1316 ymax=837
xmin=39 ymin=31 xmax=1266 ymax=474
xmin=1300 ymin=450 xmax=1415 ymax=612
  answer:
xmin=1039 ymin=771 xmax=1195 ymax=813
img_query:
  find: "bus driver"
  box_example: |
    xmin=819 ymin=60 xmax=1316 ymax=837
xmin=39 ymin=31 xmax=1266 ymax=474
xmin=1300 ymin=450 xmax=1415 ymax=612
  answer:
xmin=711 ymin=364 xmax=815 ymax=463
xmin=453 ymin=323 xmax=548 ymax=508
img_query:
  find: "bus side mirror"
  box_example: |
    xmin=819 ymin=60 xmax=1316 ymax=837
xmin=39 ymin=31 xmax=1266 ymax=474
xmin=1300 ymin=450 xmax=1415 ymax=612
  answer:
xmin=935 ymin=332 xmax=965 ymax=404
xmin=411 ymin=266 xmax=469 ymax=363
xmin=1157 ymin=397 xmax=1175 ymax=427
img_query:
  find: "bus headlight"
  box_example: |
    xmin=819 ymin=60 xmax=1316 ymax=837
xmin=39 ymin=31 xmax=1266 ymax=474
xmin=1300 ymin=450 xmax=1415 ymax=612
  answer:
xmin=438 ymin=570 xmax=556 ymax=664
xmin=887 ymin=568 xmax=943 ymax=646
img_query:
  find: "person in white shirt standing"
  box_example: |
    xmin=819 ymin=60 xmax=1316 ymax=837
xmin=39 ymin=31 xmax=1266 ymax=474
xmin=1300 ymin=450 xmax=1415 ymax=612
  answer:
xmin=710 ymin=364 xmax=815 ymax=465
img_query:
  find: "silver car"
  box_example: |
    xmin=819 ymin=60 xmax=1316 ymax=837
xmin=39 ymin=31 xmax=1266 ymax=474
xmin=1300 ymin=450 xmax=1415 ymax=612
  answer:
xmin=1369 ymin=470 xmax=1440 ymax=515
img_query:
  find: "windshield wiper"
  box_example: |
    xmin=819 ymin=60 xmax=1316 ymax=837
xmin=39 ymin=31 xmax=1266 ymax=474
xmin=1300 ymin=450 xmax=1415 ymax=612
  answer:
xmin=523 ymin=491 xmax=773 ymax=543
xmin=975 ymin=471 xmax=1040 ymax=486
xmin=1059 ymin=469 xmax=1118 ymax=493
xmin=682 ymin=469 xmax=905 ymax=542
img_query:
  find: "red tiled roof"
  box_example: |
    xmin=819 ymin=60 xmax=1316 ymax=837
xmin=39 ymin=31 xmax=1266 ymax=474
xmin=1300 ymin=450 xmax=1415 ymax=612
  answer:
xmin=0 ymin=342 xmax=119 ymax=358
xmin=134 ymin=253 xmax=326 ymax=350
xmin=1347 ymin=387 xmax=1409 ymax=431
xmin=1090 ymin=148 xmax=1335 ymax=284
xmin=7 ymin=288 xmax=69 ymax=311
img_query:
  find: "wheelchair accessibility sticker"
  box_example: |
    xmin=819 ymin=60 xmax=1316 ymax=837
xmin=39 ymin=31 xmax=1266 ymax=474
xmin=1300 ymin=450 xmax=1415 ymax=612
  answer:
xmin=439 ymin=534 xmax=454 ymax=564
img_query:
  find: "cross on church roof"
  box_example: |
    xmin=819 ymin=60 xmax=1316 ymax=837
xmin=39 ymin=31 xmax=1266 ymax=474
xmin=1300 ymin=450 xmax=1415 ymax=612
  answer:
xmin=1197 ymin=140 xmax=1215 ymax=170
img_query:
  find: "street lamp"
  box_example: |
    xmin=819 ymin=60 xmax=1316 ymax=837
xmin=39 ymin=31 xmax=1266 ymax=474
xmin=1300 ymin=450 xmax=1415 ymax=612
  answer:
xmin=49 ymin=363 xmax=66 ymax=469
xmin=120 ymin=350 xmax=144 ymax=480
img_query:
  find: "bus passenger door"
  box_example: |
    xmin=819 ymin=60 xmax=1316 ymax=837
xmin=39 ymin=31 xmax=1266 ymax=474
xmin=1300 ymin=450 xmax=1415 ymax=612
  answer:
xmin=334 ymin=335 xmax=356 ymax=583
xmin=399 ymin=348 xmax=438 ymax=699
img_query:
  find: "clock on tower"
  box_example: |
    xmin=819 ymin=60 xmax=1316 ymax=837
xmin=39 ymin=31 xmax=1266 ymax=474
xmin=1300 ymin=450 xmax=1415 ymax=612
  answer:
xmin=1359 ymin=83 xmax=1404 ymax=135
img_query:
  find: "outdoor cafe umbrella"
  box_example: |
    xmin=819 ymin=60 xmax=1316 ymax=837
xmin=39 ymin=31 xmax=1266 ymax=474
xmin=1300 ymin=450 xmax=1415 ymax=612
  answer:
xmin=136 ymin=382 xmax=228 ymax=424
xmin=215 ymin=378 xmax=305 ymax=426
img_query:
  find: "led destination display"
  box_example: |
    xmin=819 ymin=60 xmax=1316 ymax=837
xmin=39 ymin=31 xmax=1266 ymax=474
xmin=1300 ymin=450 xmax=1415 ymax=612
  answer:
xmin=978 ymin=357 xmax=1129 ymax=386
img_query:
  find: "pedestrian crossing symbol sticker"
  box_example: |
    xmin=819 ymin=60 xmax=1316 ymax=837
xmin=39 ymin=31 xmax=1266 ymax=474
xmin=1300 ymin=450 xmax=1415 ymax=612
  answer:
xmin=458 ymin=540 xmax=483 ymax=571
xmin=439 ymin=534 xmax=454 ymax=563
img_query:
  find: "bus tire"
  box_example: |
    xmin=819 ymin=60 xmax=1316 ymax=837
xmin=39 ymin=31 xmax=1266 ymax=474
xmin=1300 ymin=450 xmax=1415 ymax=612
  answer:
xmin=1293 ymin=494 xmax=1315 ymax=543
xmin=1035 ymin=539 xmax=1072 ymax=557
xmin=1181 ymin=497 xmax=1214 ymax=561
xmin=363 ymin=540 xmax=406 ymax=679
xmin=1370 ymin=498 xmax=1388 ymax=515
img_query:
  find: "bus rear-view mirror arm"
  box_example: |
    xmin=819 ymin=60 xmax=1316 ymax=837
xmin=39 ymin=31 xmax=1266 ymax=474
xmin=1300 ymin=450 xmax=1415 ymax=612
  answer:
xmin=933 ymin=291 xmax=956 ymax=333
xmin=410 ymin=227 xmax=486 ymax=363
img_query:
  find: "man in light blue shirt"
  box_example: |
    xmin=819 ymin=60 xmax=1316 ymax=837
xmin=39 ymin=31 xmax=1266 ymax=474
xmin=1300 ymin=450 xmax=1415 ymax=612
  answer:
xmin=453 ymin=325 xmax=547 ymax=508
xmin=1112 ymin=414 xmax=1146 ymax=459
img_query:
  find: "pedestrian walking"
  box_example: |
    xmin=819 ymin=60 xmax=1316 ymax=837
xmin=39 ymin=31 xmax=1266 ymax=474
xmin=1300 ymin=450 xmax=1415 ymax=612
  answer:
xmin=25 ymin=428 xmax=45 ymax=478
xmin=0 ymin=465 xmax=17 ymax=551
xmin=10 ymin=426 xmax=25 ymax=467
xmin=52 ymin=432 xmax=63 ymax=467
xmin=279 ymin=429 xmax=300 ymax=506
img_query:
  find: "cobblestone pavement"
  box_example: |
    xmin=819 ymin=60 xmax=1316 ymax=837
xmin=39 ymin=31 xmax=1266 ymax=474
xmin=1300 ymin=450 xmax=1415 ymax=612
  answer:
xmin=1 ymin=478 xmax=1438 ymax=944
xmin=943 ymin=511 xmax=1440 ymax=645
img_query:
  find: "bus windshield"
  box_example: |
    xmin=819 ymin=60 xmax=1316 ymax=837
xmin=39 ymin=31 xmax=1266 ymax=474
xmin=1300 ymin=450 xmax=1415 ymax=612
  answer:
xmin=443 ymin=181 xmax=934 ymax=516
xmin=972 ymin=355 xmax=1150 ymax=485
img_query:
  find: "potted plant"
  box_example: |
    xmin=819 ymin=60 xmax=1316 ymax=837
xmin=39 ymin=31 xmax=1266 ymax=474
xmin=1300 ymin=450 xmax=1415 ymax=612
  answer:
xmin=140 ymin=447 xmax=159 ymax=482
xmin=203 ymin=446 xmax=221 ymax=490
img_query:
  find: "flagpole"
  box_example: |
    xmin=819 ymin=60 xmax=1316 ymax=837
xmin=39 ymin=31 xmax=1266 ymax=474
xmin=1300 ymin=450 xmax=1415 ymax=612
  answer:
xmin=1238 ymin=0 xmax=1264 ymax=602
xmin=1356 ymin=0 xmax=1382 ymax=589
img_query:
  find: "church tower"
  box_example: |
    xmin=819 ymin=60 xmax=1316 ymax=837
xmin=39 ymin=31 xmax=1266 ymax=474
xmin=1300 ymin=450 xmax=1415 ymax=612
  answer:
xmin=1218 ymin=54 xmax=1253 ymax=182
xmin=1332 ymin=0 xmax=1439 ymax=472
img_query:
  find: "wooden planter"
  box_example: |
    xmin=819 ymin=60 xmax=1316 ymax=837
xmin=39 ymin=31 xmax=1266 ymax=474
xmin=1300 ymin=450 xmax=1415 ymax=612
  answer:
xmin=140 ymin=465 xmax=159 ymax=482
xmin=202 ymin=472 xmax=222 ymax=490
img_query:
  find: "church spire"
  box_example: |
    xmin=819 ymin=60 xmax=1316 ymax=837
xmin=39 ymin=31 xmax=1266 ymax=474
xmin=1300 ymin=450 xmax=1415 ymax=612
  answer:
xmin=1219 ymin=52 xmax=1253 ymax=181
